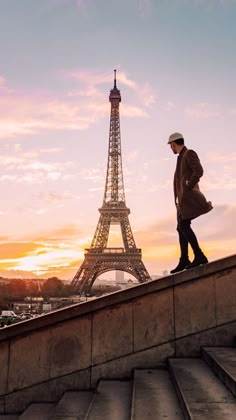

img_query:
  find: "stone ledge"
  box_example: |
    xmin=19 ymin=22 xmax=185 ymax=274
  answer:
xmin=0 ymin=254 xmax=235 ymax=342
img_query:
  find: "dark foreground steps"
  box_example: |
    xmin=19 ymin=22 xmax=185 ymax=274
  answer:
xmin=169 ymin=358 xmax=236 ymax=419
xmin=131 ymin=369 xmax=184 ymax=419
xmin=86 ymin=380 xmax=132 ymax=420
xmin=50 ymin=391 xmax=93 ymax=419
xmin=19 ymin=403 xmax=54 ymax=419
xmin=1 ymin=347 xmax=236 ymax=419
xmin=202 ymin=346 xmax=236 ymax=397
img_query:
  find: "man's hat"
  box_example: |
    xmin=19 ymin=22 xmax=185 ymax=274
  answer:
xmin=167 ymin=132 xmax=184 ymax=144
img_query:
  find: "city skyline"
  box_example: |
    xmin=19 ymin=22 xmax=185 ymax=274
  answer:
xmin=0 ymin=0 xmax=236 ymax=280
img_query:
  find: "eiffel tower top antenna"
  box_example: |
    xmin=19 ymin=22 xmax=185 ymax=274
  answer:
xmin=103 ymin=69 xmax=125 ymax=206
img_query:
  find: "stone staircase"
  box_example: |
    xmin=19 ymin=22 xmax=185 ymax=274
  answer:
xmin=1 ymin=346 xmax=235 ymax=420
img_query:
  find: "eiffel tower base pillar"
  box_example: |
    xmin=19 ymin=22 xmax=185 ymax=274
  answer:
xmin=71 ymin=248 xmax=150 ymax=295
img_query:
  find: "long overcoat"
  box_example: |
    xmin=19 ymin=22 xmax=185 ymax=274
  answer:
xmin=174 ymin=146 xmax=213 ymax=220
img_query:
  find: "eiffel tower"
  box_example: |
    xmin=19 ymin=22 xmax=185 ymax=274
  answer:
xmin=71 ymin=70 xmax=151 ymax=294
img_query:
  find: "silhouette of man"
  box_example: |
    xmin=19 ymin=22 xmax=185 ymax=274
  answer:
xmin=168 ymin=133 xmax=213 ymax=273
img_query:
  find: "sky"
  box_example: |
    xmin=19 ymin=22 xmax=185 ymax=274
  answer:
xmin=0 ymin=0 xmax=236 ymax=280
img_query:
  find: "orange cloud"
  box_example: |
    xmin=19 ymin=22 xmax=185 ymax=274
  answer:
xmin=0 ymin=238 xmax=84 ymax=279
xmin=0 ymin=242 xmax=40 ymax=259
xmin=32 ymin=224 xmax=83 ymax=241
xmin=0 ymin=204 xmax=235 ymax=280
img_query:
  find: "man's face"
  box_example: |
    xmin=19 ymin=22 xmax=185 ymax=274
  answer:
xmin=170 ymin=142 xmax=178 ymax=154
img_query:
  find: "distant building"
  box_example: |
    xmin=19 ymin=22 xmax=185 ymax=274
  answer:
xmin=115 ymin=270 xmax=124 ymax=283
xmin=150 ymin=275 xmax=163 ymax=280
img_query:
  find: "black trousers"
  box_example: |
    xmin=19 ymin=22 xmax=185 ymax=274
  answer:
xmin=177 ymin=213 xmax=201 ymax=259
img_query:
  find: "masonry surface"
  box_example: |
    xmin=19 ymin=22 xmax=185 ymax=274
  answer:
xmin=0 ymin=254 xmax=235 ymax=413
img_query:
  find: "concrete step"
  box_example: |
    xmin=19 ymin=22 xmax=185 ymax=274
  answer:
xmin=131 ymin=369 xmax=184 ymax=419
xmin=49 ymin=391 xmax=93 ymax=419
xmin=202 ymin=346 xmax=236 ymax=397
xmin=169 ymin=358 xmax=236 ymax=420
xmin=19 ymin=403 xmax=55 ymax=419
xmin=86 ymin=380 xmax=132 ymax=420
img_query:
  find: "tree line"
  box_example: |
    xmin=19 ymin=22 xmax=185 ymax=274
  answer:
xmin=0 ymin=277 xmax=121 ymax=310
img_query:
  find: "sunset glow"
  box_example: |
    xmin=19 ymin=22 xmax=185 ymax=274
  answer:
xmin=0 ymin=1 xmax=235 ymax=279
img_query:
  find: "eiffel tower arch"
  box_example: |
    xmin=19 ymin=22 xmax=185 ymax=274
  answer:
xmin=71 ymin=71 xmax=151 ymax=294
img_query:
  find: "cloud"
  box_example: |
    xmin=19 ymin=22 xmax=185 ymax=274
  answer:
xmin=0 ymin=241 xmax=41 ymax=260
xmin=37 ymin=191 xmax=80 ymax=203
xmin=196 ymin=204 xmax=236 ymax=240
xmin=68 ymin=69 xmax=156 ymax=111
xmin=80 ymin=167 xmax=104 ymax=184
xmin=0 ymin=232 xmax=86 ymax=278
xmin=122 ymin=104 xmax=149 ymax=118
xmin=201 ymin=152 xmax=236 ymax=192
xmin=0 ymin=76 xmax=6 ymax=86
xmin=159 ymin=101 xmax=176 ymax=111
xmin=206 ymin=151 xmax=236 ymax=162
xmin=0 ymin=146 xmax=75 ymax=185
xmin=0 ymin=94 xmax=103 ymax=138
xmin=0 ymin=210 xmax=7 ymax=216
xmin=203 ymin=169 xmax=236 ymax=191
xmin=34 ymin=224 xmax=83 ymax=241
xmin=0 ymin=204 xmax=235 ymax=279
xmin=133 ymin=203 xmax=236 ymax=273
xmin=185 ymin=102 xmax=221 ymax=119
xmin=124 ymin=149 xmax=140 ymax=162
xmin=0 ymin=70 xmax=153 ymax=139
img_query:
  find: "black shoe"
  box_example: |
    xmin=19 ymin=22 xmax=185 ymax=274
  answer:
xmin=186 ymin=254 xmax=208 ymax=269
xmin=170 ymin=258 xmax=191 ymax=274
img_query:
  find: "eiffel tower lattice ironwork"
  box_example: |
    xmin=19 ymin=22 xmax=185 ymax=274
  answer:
xmin=71 ymin=70 xmax=151 ymax=294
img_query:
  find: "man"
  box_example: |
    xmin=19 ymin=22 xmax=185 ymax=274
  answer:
xmin=168 ymin=132 xmax=213 ymax=273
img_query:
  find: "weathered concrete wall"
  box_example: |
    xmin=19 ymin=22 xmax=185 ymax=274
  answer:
xmin=0 ymin=254 xmax=235 ymax=413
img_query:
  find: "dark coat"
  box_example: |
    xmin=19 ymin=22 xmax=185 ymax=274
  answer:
xmin=174 ymin=146 xmax=213 ymax=220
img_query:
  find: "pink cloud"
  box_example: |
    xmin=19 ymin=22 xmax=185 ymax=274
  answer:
xmin=204 ymin=171 xmax=236 ymax=191
xmin=185 ymin=102 xmax=221 ymax=119
xmin=0 ymin=76 xmax=6 ymax=86
xmin=0 ymin=91 xmax=107 ymax=138
xmin=122 ymin=104 xmax=149 ymax=118
xmin=0 ymin=71 xmax=152 ymax=139
xmin=67 ymin=69 xmax=138 ymax=92
xmin=206 ymin=151 xmax=236 ymax=162
xmin=68 ymin=69 xmax=156 ymax=109
xmin=0 ymin=145 xmax=75 ymax=185
xmin=38 ymin=191 xmax=80 ymax=203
